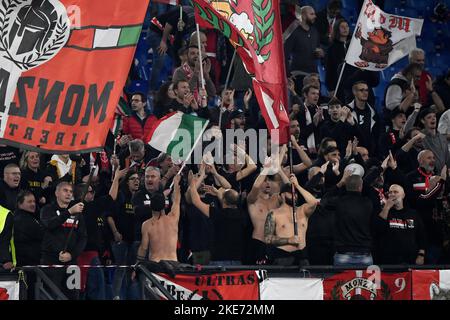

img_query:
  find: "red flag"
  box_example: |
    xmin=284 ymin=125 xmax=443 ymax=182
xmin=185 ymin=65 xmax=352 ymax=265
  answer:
xmin=192 ymin=0 xmax=290 ymax=144
xmin=0 ymin=0 xmax=149 ymax=153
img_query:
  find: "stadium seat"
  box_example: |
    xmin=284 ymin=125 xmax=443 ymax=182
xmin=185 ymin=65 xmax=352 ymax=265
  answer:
xmin=127 ymin=80 xmax=148 ymax=95
xmin=405 ymin=0 xmax=432 ymax=12
xmin=341 ymin=0 xmax=358 ymax=9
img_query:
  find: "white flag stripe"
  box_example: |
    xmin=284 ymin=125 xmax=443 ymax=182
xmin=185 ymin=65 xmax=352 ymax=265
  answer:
xmin=148 ymin=113 xmax=183 ymax=152
xmin=260 ymin=278 xmax=324 ymax=300
xmin=93 ymin=28 xmax=121 ymax=48
xmin=260 ymin=88 xmax=279 ymax=129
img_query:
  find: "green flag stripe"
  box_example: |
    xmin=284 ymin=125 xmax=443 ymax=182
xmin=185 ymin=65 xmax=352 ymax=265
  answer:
xmin=118 ymin=26 xmax=142 ymax=46
xmin=166 ymin=115 xmax=207 ymax=159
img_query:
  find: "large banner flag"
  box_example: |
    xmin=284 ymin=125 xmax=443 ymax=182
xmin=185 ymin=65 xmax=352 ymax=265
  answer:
xmin=145 ymin=111 xmax=209 ymax=161
xmin=323 ymin=270 xmax=412 ymax=300
xmin=0 ymin=281 xmax=19 ymax=300
xmin=0 ymin=0 xmax=149 ymax=153
xmin=148 ymin=271 xmax=260 ymax=300
xmin=412 ymin=270 xmax=450 ymax=300
xmin=192 ymin=0 xmax=290 ymax=144
xmin=345 ymin=0 xmax=423 ymax=71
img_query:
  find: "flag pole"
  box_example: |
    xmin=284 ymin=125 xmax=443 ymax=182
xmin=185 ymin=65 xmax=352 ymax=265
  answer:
xmin=333 ymin=62 xmax=346 ymax=98
xmin=169 ymin=119 xmax=210 ymax=190
xmin=196 ymin=23 xmax=205 ymax=90
xmin=287 ymin=130 xmax=298 ymax=237
xmin=224 ymin=48 xmax=237 ymax=91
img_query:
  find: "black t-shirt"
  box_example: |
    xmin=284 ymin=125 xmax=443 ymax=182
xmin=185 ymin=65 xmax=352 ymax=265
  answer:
xmin=354 ymin=106 xmax=372 ymax=138
xmin=107 ymin=191 xmax=136 ymax=243
xmin=20 ymin=167 xmax=46 ymax=201
xmin=184 ymin=203 xmax=214 ymax=252
xmin=209 ymin=204 xmax=247 ymax=261
xmin=83 ymin=195 xmax=112 ymax=253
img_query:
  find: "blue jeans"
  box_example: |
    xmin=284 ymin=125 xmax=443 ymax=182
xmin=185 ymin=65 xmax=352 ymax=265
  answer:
xmin=333 ymin=252 xmax=373 ymax=267
xmin=85 ymin=256 xmax=106 ymax=300
xmin=111 ymin=241 xmax=141 ymax=299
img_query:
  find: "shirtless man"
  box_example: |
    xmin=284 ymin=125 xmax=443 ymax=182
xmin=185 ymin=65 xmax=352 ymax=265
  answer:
xmin=247 ymin=153 xmax=289 ymax=264
xmin=264 ymin=174 xmax=318 ymax=266
xmin=137 ymin=175 xmax=181 ymax=265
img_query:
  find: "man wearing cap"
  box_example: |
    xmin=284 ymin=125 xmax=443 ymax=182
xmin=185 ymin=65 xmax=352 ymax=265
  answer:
xmin=264 ymin=174 xmax=318 ymax=266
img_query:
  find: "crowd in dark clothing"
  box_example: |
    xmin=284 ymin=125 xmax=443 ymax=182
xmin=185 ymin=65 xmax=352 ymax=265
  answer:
xmin=1 ymin=0 xmax=450 ymax=300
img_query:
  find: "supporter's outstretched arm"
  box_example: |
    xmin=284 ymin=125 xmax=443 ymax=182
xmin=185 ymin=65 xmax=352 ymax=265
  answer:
xmin=189 ymin=176 xmax=210 ymax=217
xmin=210 ymin=164 xmax=232 ymax=189
xmin=169 ymin=175 xmax=181 ymax=220
xmin=109 ymin=167 xmax=128 ymax=201
xmin=235 ymin=144 xmax=257 ymax=181
xmin=403 ymin=108 xmax=419 ymax=135
xmin=290 ymin=174 xmax=317 ymax=217
xmin=185 ymin=165 xmax=206 ymax=204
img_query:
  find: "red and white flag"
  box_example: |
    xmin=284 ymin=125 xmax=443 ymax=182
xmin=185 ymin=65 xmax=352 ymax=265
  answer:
xmin=412 ymin=270 xmax=450 ymax=300
xmin=192 ymin=0 xmax=290 ymax=144
xmin=0 ymin=281 xmax=19 ymax=300
xmin=345 ymin=0 xmax=423 ymax=71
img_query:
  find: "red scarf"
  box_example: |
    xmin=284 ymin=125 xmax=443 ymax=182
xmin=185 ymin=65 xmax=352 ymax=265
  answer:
xmin=417 ymin=167 xmax=432 ymax=190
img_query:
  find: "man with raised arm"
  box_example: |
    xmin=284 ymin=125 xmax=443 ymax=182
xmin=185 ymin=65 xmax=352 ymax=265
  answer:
xmin=264 ymin=174 xmax=318 ymax=266
xmin=137 ymin=175 xmax=181 ymax=267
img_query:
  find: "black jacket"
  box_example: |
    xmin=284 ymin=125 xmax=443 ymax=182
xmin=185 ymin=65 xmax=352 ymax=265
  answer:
xmin=0 ymin=180 xmax=20 ymax=211
xmin=83 ymin=195 xmax=113 ymax=253
xmin=13 ymin=209 xmax=44 ymax=266
xmin=406 ymin=168 xmax=446 ymax=246
xmin=373 ymin=207 xmax=426 ymax=264
xmin=40 ymin=202 xmax=87 ymax=264
xmin=331 ymin=190 xmax=374 ymax=253
xmin=0 ymin=210 xmax=13 ymax=264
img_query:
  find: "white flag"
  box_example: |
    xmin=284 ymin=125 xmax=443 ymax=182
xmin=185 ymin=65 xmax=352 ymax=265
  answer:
xmin=345 ymin=0 xmax=424 ymax=71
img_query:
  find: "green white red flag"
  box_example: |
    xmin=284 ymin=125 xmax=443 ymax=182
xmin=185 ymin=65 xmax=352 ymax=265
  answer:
xmin=145 ymin=111 xmax=209 ymax=161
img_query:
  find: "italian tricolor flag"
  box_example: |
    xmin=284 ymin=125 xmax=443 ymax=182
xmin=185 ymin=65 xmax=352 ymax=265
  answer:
xmin=146 ymin=112 xmax=209 ymax=161
xmin=67 ymin=25 xmax=142 ymax=50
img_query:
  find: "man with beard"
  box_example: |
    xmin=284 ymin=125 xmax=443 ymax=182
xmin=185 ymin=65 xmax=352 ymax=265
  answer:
xmin=264 ymin=174 xmax=318 ymax=266
xmin=374 ymin=184 xmax=426 ymax=265
xmin=170 ymin=79 xmax=209 ymax=119
xmin=172 ymin=45 xmax=216 ymax=99
xmin=406 ymin=149 xmax=447 ymax=264
xmin=284 ymin=6 xmax=323 ymax=92
xmin=137 ymin=175 xmax=181 ymax=265
xmin=247 ymin=157 xmax=287 ymax=264
xmin=0 ymin=163 xmax=21 ymax=211
xmin=319 ymin=97 xmax=357 ymax=155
